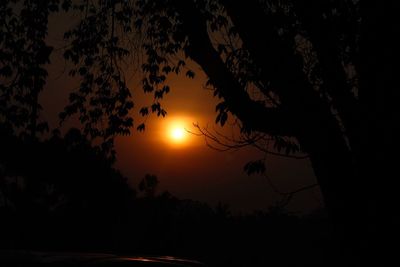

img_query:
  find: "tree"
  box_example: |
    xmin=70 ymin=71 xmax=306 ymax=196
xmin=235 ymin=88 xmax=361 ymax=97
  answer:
xmin=139 ymin=174 xmax=159 ymax=198
xmin=0 ymin=0 xmax=56 ymax=138
xmin=131 ymin=1 xmax=395 ymax=264
xmin=1 ymin=0 xmax=397 ymax=264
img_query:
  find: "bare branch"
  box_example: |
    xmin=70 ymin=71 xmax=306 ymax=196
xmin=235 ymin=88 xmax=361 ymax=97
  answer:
xmin=264 ymin=173 xmax=319 ymax=208
xmin=189 ymin=123 xmax=309 ymax=159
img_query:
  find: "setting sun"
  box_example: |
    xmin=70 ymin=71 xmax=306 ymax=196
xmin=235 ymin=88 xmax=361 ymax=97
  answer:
xmin=165 ymin=118 xmax=190 ymax=146
xmin=158 ymin=115 xmax=203 ymax=147
xmin=171 ymin=127 xmax=185 ymax=141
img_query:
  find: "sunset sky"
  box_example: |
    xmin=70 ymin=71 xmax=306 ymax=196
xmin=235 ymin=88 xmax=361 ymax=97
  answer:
xmin=2 ymin=2 xmax=389 ymax=266
xmin=39 ymin=11 xmax=322 ymax=213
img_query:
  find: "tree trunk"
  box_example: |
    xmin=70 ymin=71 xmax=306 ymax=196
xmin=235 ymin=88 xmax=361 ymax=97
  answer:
xmin=298 ymin=126 xmax=363 ymax=265
xmin=175 ymin=1 xmax=394 ymax=265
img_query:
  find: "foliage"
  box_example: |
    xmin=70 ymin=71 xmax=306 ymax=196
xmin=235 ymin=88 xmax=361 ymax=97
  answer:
xmin=0 ymin=1 xmax=394 ymax=263
xmin=0 ymin=127 xmax=135 ymax=214
xmin=244 ymin=159 xmax=266 ymax=176
xmin=138 ymin=173 xmax=159 ymax=197
xmin=60 ymin=1 xmax=135 ymax=158
xmin=0 ymin=0 xmax=57 ymax=137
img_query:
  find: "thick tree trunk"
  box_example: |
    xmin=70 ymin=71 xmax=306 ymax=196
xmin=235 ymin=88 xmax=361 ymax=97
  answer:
xmin=297 ymin=127 xmax=363 ymax=265
xmin=174 ymin=1 xmax=394 ymax=265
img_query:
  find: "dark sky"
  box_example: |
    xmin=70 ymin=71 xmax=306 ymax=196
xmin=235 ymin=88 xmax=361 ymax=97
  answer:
xmin=39 ymin=12 xmax=322 ymax=214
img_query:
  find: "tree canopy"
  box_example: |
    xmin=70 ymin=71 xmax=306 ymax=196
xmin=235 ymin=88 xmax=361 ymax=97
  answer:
xmin=1 ymin=0 xmax=397 ymax=265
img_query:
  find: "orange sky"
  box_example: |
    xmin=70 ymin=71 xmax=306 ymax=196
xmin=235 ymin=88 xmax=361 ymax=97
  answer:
xmin=115 ymin=71 xmax=321 ymax=213
xmin=39 ymin=12 xmax=322 ymax=213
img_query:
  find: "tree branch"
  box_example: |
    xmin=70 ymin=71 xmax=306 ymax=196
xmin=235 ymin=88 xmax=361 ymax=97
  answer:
xmin=292 ymin=0 xmax=359 ymax=147
xmin=189 ymin=123 xmax=309 ymax=159
xmin=175 ymin=1 xmax=296 ymax=137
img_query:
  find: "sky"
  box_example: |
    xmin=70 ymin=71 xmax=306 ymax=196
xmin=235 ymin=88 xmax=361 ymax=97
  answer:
xmin=38 ymin=11 xmax=323 ymax=214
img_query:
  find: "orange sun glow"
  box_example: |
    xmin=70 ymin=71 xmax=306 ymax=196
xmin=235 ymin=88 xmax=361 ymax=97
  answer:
xmin=171 ymin=127 xmax=185 ymax=141
xmin=165 ymin=118 xmax=191 ymax=146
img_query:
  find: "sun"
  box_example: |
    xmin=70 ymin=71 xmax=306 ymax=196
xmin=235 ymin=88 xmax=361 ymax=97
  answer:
xmin=169 ymin=125 xmax=186 ymax=144
xmin=161 ymin=116 xmax=199 ymax=147
xmin=165 ymin=119 xmax=190 ymax=145
xmin=171 ymin=127 xmax=185 ymax=141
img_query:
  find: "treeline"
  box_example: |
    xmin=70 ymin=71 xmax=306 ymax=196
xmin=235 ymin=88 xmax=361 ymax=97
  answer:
xmin=0 ymin=127 xmax=332 ymax=266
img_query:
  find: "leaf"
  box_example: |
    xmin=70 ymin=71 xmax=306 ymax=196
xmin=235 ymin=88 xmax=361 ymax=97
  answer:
xmin=139 ymin=107 xmax=149 ymax=116
xmin=151 ymin=102 xmax=160 ymax=112
xmin=162 ymin=85 xmax=170 ymax=94
xmin=215 ymin=101 xmax=226 ymax=112
xmin=244 ymin=160 xmax=266 ymax=175
xmin=186 ymin=70 xmax=195 ymax=79
xmin=158 ymin=109 xmax=167 ymax=117
xmin=137 ymin=123 xmax=145 ymax=132
xmin=217 ymin=44 xmax=227 ymax=54
xmin=162 ymin=66 xmax=171 ymax=74
xmin=215 ymin=111 xmax=228 ymax=126
xmin=177 ymin=60 xmax=186 ymax=67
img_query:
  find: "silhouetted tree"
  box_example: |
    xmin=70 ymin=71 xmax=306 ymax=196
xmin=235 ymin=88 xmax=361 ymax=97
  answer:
xmin=1 ymin=0 xmax=397 ymax=264
xmin=0 ymin=0 xmax=56 ymax=138
xmin=129 ymin=1 xmax=396 ymax=264
xmin=0 ymin=127 xmax=137 ymax=249
xmin=138 ymin=174 xmax=159 ymax=198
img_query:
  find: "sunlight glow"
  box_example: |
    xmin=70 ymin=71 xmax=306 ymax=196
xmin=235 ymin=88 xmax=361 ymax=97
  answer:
xmin=171 ymin=127 xmax=185 ymax=141
xmin=165 ymin=118 xmax=190 ymax=146
xmin=169 ymin=125 xmax=186 ymax=144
